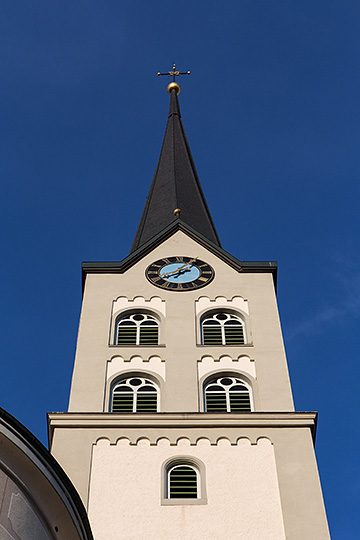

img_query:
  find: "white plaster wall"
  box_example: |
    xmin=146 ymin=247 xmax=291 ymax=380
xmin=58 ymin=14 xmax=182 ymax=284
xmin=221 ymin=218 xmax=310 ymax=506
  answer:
xmin=88 ymin=437 xmax=286 ymax=540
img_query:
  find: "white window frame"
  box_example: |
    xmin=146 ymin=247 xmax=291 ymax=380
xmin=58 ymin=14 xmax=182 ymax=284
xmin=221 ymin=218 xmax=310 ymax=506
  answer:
xmin=111 ymin=376 xmax=159 ymax=413
xmin=204 ymin=375 xmax=253 ymax=412
xmin=115 ymin=313 xmax=159 ymax=346
xmin=161 ymin=458 xmax=207 ymax=506
xmin=167 ymin=464 xmax=200 ymax=499
xmin=201 ymin=312 xmax=246 ymax=345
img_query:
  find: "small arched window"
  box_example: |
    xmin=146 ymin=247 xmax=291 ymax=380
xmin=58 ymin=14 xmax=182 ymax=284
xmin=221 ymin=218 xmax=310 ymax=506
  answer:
xmin=168 ymin=464 xmax=198 ymax=499
xmin=116 ymin=313 xmax=159 ymax=345
xmin=111 ymin=377 xmax=159 ymax=412
xmin=201 ymin=312 xmax=245 ymax=345
xmin=204 ymin=376 xmax=252 ymax=412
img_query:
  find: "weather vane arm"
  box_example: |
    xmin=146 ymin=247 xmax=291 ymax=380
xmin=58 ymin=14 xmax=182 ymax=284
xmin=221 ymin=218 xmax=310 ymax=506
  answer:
xmin=157 ymin=64 xmax=191 ymax=82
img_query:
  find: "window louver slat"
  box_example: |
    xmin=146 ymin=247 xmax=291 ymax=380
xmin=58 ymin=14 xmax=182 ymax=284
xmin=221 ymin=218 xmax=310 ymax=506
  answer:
xmin=224 ymin=326 xmax=244 ymax=344
xmin=117 ymin=328 xmax=137 ymax=345
xmin=136 ymin=394 xmax=157 ymax=412
xmin=139 ymin=327 xmax=158 ymax=345
xmin=112 ymin=394 xmax=134 ymax=412
xmin=205 ymin=392 xmax=227 ymax=412
xmin=229 ymin=393 xmax=251 ymax=412
xmin=169 ymin=466 xmax=197 ymax=498
xmin=203 ymin=327 xmax=222 ymax=345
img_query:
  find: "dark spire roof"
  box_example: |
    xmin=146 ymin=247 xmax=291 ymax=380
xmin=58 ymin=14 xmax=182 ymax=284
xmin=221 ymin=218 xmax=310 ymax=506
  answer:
xmin=130 ymin=88 xmax=221 ymax=252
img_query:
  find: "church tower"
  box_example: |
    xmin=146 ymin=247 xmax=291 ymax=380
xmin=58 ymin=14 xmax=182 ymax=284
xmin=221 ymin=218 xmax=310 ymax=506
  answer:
xmin=48 ymin=74 xmax=330 ymax=540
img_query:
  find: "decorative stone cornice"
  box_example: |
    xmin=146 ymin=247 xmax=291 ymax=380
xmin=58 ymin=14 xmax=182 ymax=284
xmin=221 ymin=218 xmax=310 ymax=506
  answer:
xmin=48 ymin=412 xmax=317 ymax=446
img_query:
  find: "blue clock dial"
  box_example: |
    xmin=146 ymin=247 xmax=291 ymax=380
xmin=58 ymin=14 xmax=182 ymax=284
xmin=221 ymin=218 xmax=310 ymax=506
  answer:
xmin=146 ymin=257 xmax=215 ymax=291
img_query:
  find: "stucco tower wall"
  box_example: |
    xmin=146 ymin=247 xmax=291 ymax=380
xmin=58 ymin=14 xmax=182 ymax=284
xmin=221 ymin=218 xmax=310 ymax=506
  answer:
xmin=68 ymin=232 xmax=294 ymax=414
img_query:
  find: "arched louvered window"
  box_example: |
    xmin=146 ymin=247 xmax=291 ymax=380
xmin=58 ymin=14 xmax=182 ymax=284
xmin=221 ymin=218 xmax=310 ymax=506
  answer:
xmin=204 ymin=376 xmax=252 ymax=412
xmin=116 ymin=313 xmax=159 ymax=345
xmin=111 ymin=377 xmax=159 ymax=412
xmin=201 ymin=312 xmax=245 ymax=345
xmin=168 ymin=464 xmax=198 ymax=499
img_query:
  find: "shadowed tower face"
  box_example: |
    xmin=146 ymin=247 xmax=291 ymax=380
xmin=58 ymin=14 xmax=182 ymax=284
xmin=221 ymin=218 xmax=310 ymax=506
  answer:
xmin=48 ymin=74 xmax=330 ymax=540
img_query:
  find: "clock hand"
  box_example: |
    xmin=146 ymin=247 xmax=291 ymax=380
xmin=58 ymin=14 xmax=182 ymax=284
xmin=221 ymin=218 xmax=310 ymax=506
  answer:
xmin=174 ymin=262 xmax=190 ymax=273
xmin=160 ymin=269 xmax=175 ymax=278
xmin=161 ymin=266 xmax=192 ymax=278
xmin=172 ymin=267 xmax=192 ymax=278
xmin=161 ymin=262 xmax=192 ymax=278
xmin=161 ymin=265 xmax=183 ymax=278
xmin=171 ymin=259 xmax=198 ymax=278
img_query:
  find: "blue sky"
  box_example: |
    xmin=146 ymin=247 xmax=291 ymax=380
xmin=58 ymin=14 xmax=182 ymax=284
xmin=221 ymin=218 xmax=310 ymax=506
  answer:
xmin=0 ymin=2 xmax=359 ymax=537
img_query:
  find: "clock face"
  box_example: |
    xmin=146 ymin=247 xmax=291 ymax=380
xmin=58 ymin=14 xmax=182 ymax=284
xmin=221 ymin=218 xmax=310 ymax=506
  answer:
xmin=146 ymin=256 xmax=214 ymax=291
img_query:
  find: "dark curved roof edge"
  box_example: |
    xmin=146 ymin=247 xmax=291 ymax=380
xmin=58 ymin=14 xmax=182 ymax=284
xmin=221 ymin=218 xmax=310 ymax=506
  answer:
xmin=0 ymin=407 xmax=93 ymax=540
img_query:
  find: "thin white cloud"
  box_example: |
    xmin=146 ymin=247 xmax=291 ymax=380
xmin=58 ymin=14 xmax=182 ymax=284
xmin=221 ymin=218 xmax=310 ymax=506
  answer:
xmin=286 ymin=305 xmax=342 ymax=340
xmin=286 ymin=257 xmax=360 ymax=340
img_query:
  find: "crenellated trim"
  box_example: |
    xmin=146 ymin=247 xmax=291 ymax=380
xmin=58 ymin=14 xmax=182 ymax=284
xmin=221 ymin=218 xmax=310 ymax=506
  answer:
xmin=112 ymin=296 xmax=166 ymax=317
xmin=92 ymin=435 xmax=272 ymax=447
xmin=195 ymin=295 xmax=249 ymax=315
xmin=197 ymin=354 xmax=256 ymax=380
xmin=107 ymin=354 xmax=165 ymax=371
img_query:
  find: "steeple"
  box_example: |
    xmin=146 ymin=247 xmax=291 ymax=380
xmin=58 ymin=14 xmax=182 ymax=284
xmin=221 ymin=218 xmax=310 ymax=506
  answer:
xmin=50 ymin=73 xmax=331 ymax=540
xmin=131 ymin=83 xmax=221 ymax=252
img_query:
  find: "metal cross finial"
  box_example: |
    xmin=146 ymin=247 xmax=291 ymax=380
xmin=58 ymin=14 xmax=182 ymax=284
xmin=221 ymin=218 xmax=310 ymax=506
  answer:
xmin=157 ymin=64 xmax=191 ymax=82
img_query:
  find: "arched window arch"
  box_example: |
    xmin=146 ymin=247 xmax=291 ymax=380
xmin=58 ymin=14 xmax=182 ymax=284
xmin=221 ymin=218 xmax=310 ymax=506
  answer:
xmin=204 ymin=375 xmax=252 ymax=412
xmin=168 ymin=464 xmax=199 ymax=499
xmin=116 ymin=313 xmax=159 ymax=345
xmin=111 ymin=376 xmax=159 ymax=412
xmin=201 ymin=312 xmax=245 ymax=345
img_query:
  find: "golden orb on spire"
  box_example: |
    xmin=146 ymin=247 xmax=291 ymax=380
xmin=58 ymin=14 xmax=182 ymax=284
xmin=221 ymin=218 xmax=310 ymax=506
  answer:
xmin=174 ymin=208 xmax=181 ymax=217
xmin=167 ymin=82 xmax=181 ymax=95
